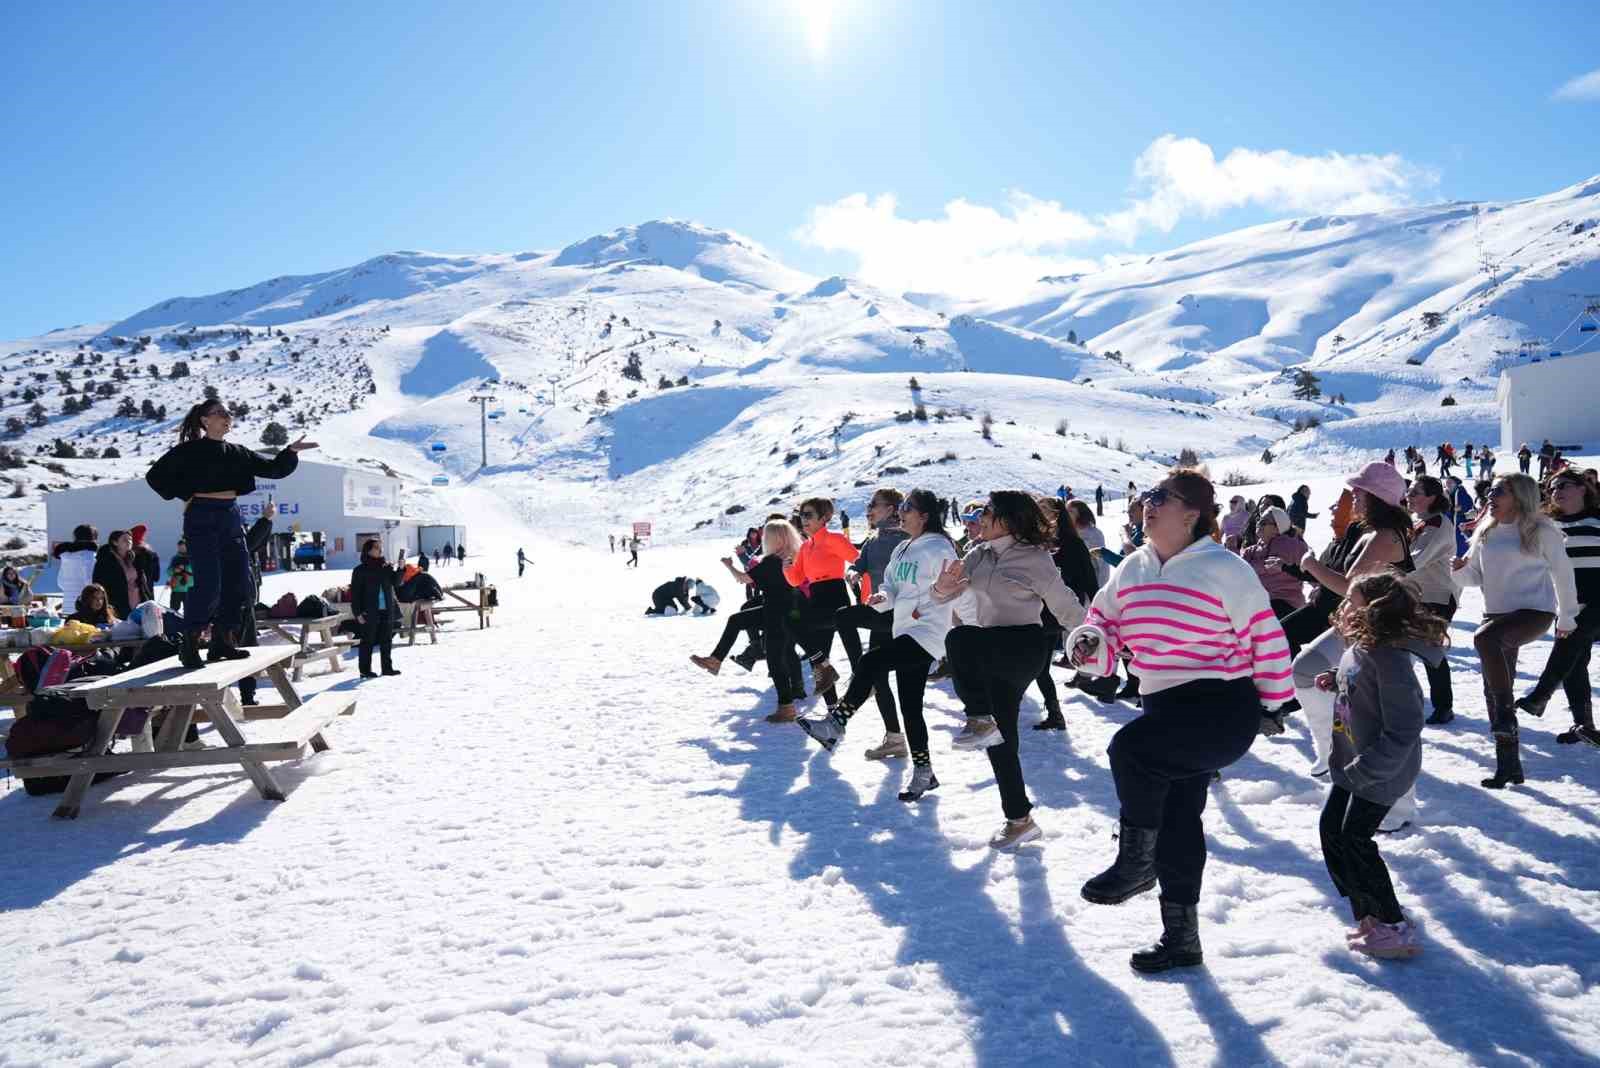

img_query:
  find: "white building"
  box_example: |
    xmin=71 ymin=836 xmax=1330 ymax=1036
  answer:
xmin=43 ymin=459 xmax=416 ymax=582
xmin=1498 ymin=353 xmax=1600 ymax=451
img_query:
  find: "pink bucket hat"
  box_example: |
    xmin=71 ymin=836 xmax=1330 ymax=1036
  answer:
xmin=1346 ymin=461 xmax=1406 ymax=508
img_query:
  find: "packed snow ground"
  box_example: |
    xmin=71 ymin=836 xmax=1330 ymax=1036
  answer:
xmin=2 ymin=478 xmax=1597 ymax=1067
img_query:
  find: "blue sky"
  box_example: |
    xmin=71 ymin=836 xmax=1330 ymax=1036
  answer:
xmin=3 ymin=0 xmax=1597 ymax=339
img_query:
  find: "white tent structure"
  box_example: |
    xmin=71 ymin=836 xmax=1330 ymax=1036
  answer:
xmin=42 ymin=459 xmax=416 ymax=588
xmin=1498 ymin=352 xmax=1600 ymax=452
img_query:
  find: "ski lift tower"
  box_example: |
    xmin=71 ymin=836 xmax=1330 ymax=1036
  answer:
xmin=467 ymin=392 xmax=497 ymax=469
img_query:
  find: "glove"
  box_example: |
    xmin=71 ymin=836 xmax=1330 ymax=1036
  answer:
xmin=1258 ymin=712 xmax=1286 ymax=736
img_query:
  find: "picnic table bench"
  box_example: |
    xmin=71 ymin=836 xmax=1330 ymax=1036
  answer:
xmin=255 ymin=612 xmax=353 ymax=680
xmin=402 ymin=574 xmax=494 ymax=644
xmin=0 ymin=645 xmax=355 ymax=820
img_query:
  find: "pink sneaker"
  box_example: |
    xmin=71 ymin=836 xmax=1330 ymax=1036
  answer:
xmin=1352 ymin=920 xmax=1422 ymax=960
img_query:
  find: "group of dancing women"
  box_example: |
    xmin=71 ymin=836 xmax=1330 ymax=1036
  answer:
xmin=687 ymin=456 xmax=1597 ymax=972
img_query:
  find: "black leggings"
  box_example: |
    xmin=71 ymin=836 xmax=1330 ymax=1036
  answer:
xmin=1107 ymin=677 xmax=1261 ymax=905
xmin=1422 ymin=598 xmax=1457 ymax=713
xmin=711 ymin=607 xmax=763 ymax=660
xmin=836 ymin=602 xmax=899 ymax=732
xmin=1321 ymin=785 xmax=1404 ymax=924
xmin=840 ymin=635 xmax=934 ymax=753
xmin=947 ymin=624 xmax=1052 ymax=820
xmin=1280 ymin=596 xmax=1337 ymax=659
xmin=794 ymin=578 xmax=850 ymax=703
xmin=765 ymin=615 xmax=804 ymax=706
xmin=1032 ymin=628 xmax=1063 ymax=716
xmin=1528 ymin=601 xmax=1599 ymax=716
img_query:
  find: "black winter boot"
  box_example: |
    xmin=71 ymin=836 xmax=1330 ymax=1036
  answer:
xmin=176 ymin=629 xmax=204 ymax=670
xmin=1078 ymin=674 xmax=1121 ymax=703
xmin=1514 ymin=692 xmax=1549 ymax=719
xmin=1081 ymin=821 xmax=1160 ymax=905
xmin=1481 ymin=736 xmax=1525 ymax=789
xmin=1487 ymin=693 xmax=1519 ymax=740
xmin=730 ymin=645 xmax=762 ymax=673
xmin=206 ymin=628 xmax=251 ymax=663
xmin=1557 ymin=707 xmax=1598 ymax=746
xmin=1130 ymin=899 xmax=1204 ymax=974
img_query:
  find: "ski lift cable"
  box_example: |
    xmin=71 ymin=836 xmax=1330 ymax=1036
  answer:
xmin=1548 ymin=307 xmax=1587 ymax=347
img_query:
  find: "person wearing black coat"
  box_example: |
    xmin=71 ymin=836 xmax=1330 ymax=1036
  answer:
xmin=350 ymin=539 xmax=401 ymax=678
xmin=92 ymin=531 xmax=154 ymax=620
xmin=1034 ymin=498 xmax=1101 ymax=729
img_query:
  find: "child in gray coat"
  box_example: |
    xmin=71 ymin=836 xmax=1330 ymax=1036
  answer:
xmin=1316 ymin=570 xmax=1448 ymax=961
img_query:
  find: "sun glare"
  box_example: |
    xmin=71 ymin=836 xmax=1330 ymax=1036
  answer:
xmin=792 ymin=0 xmax=837 ymax=60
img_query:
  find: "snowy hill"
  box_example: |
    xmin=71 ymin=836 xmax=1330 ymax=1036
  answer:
xmin=7 ymin=176 xmax=1600 ymax=556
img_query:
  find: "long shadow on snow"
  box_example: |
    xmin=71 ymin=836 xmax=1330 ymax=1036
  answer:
xmin=1208 ymin=759 xmax=1597 ymax=1066
xmin=689 ymin=695 xmax=1177 ymax=1068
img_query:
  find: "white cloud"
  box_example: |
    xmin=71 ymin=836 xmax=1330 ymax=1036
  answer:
xmin=1553 ymin=68 xmax=1600 ymax=101
xmin=795 ymin=135 xmax=1437 ymax=297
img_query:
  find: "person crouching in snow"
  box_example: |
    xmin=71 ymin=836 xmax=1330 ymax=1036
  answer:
xmin=645 ymin=576 xmax=715 ymax=616
xmin=1318 ymin=569 xmax=1446 ymax=960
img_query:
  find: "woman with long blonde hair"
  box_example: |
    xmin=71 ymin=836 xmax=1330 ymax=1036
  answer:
xmin=1452 ymin=473 xmax=1580 ymax=788
xmin=693 ymin=519 xmax=806 ymax=721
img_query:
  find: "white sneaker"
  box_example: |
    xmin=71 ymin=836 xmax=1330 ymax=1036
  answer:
xmin=952 ymin=717 xmax=1002 ymax=750
xmin=798 ymin=713 xmax=845 ymax=753
xmin=864 ymin=733 xmax=908 ymax=760
xmin=989 ymin=816 xmax=1042 ymax=851
xmin=898 ymin=765 xmax=939 ymax=802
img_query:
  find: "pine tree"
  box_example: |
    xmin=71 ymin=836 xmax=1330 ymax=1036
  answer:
xmin=1292 ymin=369 xmax=1322 ymax=401
xmin=261 ymin=421 xmax=289 ymax=446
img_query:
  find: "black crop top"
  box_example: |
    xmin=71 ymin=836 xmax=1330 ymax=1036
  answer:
xmin=145 ymin=438 xmax=299 ymax=501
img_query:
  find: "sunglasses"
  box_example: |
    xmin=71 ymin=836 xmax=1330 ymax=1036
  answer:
xmin=1139 ymin=487 xmax=1190 ymax=509
xmin=1487 ymin=484 xmax=1510 ymax=498
xmin=800 ymin=510 xmax=819 ymax=519
xmin=897 ymin=499 xmax=919 ymax=514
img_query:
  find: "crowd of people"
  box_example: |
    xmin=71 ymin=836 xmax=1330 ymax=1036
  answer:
xmin=670 ymin=451 xmax=1598 ymax=973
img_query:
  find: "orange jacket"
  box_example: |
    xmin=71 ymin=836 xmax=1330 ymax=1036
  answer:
xmin=784 ymin=529 xmax=860 ymax=587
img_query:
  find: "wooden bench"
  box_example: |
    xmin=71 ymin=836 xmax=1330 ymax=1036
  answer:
xmin=401 ymin=574 xmax=495 ymax=644
xmin=0 ymin=645 xmax=353 ymax=820
xmin=255 ymin=613 xmax=351 ymax=681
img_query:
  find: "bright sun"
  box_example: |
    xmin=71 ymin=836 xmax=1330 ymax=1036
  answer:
xmin=791 ymin=0 xmax=837 ymax=59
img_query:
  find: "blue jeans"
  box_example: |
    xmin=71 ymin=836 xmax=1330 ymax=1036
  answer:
xmin=181 ymin=498 xmax=251 ymax=635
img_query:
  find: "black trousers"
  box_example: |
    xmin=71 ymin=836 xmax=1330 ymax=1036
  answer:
xmin=1423 ymin=598 xmax=1457 ymax=713
xmin=1320 ymin=785 xmax=1404 ymax=924
xmin=947 ymin=624 xmax=1052 ymax=820
xmin=836 ymin=602 xmax=899 ymax=732
xmin=1108 ymin=677 xmax=1261 ymax=905
xmin=1528 ymin=601 xmax=1599 ymax=716
xmin=841 ymin=635 xmax=934 ymax=752
xmin=1280 ymin=596 xmax=1337 ymax=659
xmin=711 ymin=606 xmax=763 ymax=660
xmin=1032 ymin=628 xmax=1064 ymax=716
xmin=359 ymin=615 xmax=395 ymax=674
xmin=764 ymin=614 xmax=804 ymax=706
xmin=794 ymin=579 xmax=850 ymax=704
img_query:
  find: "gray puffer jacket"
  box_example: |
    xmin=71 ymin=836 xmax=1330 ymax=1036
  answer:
xmin=1330 ymin=640 xmax=1445 ymax=806
xmin=852 ymin=519 xmax=909 ymax=591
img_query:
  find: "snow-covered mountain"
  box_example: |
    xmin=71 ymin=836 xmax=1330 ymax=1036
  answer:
xmin=5 ymin=177 xmax=1600 ymax=552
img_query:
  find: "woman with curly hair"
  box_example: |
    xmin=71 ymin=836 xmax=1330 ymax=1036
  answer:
xmin=1317 ymin=569 xmax=1447 ymax=960
xmin=1453 ymin=473 xmax=1580 ymax=787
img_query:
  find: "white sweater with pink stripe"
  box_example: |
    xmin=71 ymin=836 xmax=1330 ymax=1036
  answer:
xmin=1066 ymin=537 xmax=1294 ymax=710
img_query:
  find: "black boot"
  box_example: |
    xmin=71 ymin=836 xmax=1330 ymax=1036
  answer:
xmin=1079 ymin=674 xmax=1121 ymax=703
xmin=1081 ymin=821 xmax=1160 ymax=905
xmin=1130 ymin=898 xmax=1205 ymax=974
xmin=205 ymin=628 xmax=251 ymax=663
xmin=1033 ymin=707 xmax=1066 ymax=730
xmin=1425 ymin=704 xmax=1454 ymax=725
xmin=1514 ymin=692 xmax=1549 ymax=719
xmin=176 ymin=629 xmax=205 ymax=670
xmin=730 ymin=645 xmax=762 ymax=673
xmin=1487 ymin=692 xmax=1518 ymax=740
xmin=1557 ymin=707 xmax=1599 ymax=746
xmin=1481 ymin=736 xmax=1525 ymax=789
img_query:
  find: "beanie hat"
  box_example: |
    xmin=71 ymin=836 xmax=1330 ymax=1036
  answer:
xmin=1262 ymin=506 xmax=1293 ymax=534
xmin=1346 ymin=461 xmax=1407 ymax=508
xmin=129 ymin=524 xmax=148 ymax=544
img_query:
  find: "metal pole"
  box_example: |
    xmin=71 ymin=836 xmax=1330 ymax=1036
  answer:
xmin=480 ymin=397 xmax=487 ymax=469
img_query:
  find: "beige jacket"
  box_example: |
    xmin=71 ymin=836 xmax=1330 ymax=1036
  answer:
xmin=940 ymin=535 xmax=1084 ymax=630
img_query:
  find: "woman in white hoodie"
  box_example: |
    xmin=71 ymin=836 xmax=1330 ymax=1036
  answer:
xmin=51 ymin=523 xmax=99 ymax=615
xmin=1452 ymin=472 xmax=1580 ymax=789
xmin=799 ymin=490 xmax=960 ymax=802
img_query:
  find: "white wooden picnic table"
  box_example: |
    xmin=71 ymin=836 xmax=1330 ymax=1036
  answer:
xmin=0 ymin=645 xmax=355 ymax=820
xmin=255 ymin=612 xmax=352 ymax=681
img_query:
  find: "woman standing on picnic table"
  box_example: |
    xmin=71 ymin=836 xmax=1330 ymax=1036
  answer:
xmin=145 ymin=397 xmax=317 ymax=670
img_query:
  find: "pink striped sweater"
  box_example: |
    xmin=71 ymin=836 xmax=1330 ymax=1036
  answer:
xmin=1066 ymin=537 xmax=1294 ymax=709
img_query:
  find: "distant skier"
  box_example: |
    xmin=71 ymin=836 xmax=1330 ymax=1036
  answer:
xmin=609 ymin=533 xmax=616 ymax=554
xmin=516 ymin=548 xmax=527 ymax=577
xmin=626 ymin=537 xmax=640 ymax=568
xmin=1095 ymin=485 xmax=1104 ymax=517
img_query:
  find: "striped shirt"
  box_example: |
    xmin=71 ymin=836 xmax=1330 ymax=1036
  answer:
xmin=1556 ymin=507 xmax=1600 ymax=607
xmin=1067 ymin=537 xmax=1294 ymax=709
